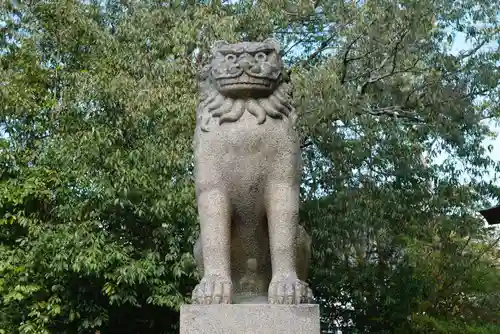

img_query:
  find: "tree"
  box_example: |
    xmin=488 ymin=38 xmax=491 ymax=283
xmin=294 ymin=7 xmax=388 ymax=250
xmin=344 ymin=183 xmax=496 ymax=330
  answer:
xmin=1 ymin=1 xmax=200 ymax=332
xmin=1 ymin=0 xmax=499 ymax=333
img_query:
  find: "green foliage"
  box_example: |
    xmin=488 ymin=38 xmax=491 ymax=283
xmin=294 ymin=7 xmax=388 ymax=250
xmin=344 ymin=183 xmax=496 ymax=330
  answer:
xmin=1 ymin=0 xmax=499 ymax=333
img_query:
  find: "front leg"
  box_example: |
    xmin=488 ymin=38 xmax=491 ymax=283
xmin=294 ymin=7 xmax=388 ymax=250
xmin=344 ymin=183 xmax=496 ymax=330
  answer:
xmin=265 ymin=182 xmax=310 ymax=304
xmin=192 ymin=188 xmax=233 ymax=304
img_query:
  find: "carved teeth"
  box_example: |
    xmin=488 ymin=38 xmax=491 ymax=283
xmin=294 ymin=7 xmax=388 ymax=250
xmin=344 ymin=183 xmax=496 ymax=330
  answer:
xmin=217 ymin=75 xmax=272 ymax=88
xmin=218 ymin=80 xmax=270 ymax=87
xmin=223 ymin=82 xmax=266 ymax=85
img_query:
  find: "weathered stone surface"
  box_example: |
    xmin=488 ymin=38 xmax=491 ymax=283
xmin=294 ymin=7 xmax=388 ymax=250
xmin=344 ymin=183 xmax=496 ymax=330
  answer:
xmin=180 ymin=304 xmax=320 ymax=334
xmin=191 ymin=38 xmax=314 ymax=305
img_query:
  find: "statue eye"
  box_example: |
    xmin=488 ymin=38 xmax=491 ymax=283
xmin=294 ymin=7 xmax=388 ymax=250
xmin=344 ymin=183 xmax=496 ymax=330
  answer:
xmin=255 ymin=52 xmax=267 ymax=62
xmin=225 ymin=54 xmax=236 ymax=62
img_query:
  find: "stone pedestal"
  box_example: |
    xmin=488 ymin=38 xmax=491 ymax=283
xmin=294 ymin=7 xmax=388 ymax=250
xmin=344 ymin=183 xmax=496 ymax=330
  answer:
xmin=180 ymin=304 xmax=320 ymax=334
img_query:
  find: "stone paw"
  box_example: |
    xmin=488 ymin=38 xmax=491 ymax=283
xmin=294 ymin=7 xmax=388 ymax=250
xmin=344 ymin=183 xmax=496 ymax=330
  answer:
xmin=268 ymin=274 xmax=314 ymax=304
xmin=191 ymin=274 xmax=232 ymax=304
xmin=306 ymin=286 xmax=314 ymax=303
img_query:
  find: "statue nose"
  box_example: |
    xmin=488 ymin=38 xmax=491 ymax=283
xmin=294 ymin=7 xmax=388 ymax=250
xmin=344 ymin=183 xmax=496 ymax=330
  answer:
xmin=228 ymin=64 xmax=241 ymax=74
xmin=239 ymin=59 xmax=252 ymax=70
xmin=238 ymin=54 xmax=254 ymax=70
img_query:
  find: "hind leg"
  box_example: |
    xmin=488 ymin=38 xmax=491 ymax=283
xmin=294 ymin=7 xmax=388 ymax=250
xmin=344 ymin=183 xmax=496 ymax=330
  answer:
xmin=296 ymin=225 xmax=314 ymax=303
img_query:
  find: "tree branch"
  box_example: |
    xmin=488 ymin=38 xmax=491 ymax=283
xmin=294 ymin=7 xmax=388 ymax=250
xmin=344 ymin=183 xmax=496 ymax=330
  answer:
xmin=287 ymin=20 xmax=355 ymax=75
xmin=361 ymin=105 xmax=425 ymax=123
xmin=284 ymin=38 xmax=308 ymax=56
xmin=438 ymin=235 xmax=500 ymax=297
xmin=457 ymin=38 xmax=490 ymax=60
xmin=340 ymin=34 xmax=364 ymax=84
xmin=291 ymin=34 xmax=336 ymax=73
xmin=359 ymin=28 xmax=410 ymax=94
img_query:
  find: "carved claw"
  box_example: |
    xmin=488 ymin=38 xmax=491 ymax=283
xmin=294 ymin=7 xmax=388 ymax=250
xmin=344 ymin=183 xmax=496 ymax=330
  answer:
xmin=191 ymin=275 xmax=232 ymax=304
xmin=306 ymin=287 xmax=314 ymax=303
xmin=268 ymin=275 xmax=312 ymax=305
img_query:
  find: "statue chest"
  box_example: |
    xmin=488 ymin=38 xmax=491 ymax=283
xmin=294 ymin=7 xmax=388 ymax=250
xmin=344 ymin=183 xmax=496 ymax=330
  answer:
xmin=194 ymin=112 xmax=300 ymax=189
xmin=197 ymin=112 xmax=295 ymax=156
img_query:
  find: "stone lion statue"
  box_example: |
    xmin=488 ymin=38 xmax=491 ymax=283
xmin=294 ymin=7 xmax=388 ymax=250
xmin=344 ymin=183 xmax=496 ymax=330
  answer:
xmin=191 ymin=38 xmax=313 ymax=305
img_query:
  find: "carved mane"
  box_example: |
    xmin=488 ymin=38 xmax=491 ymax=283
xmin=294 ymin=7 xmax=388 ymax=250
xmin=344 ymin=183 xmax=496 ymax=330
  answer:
xmin=196 ymin=39 xmax=296 ymax=132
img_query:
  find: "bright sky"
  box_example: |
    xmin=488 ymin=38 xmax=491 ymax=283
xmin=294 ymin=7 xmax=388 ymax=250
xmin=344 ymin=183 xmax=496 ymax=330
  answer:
xmin=441 ymin=31 xmax=500 ymax=184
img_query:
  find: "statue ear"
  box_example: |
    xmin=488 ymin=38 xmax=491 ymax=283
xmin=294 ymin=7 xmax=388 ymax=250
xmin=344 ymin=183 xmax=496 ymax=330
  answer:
xmin=263 ymin=38 xmax=281 ymax=53
xmin=198 ymin=64 xmax=211 ymax=81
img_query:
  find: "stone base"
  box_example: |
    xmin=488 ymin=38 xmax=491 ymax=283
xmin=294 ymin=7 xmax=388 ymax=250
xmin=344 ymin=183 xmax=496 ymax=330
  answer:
xmin=180 ymin=304 xmax=320 ymax=334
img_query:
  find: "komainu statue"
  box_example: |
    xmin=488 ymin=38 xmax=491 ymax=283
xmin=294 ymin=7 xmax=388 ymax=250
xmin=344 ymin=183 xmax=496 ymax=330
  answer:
xmin=191 ymin=38 xmax=313 ymax=305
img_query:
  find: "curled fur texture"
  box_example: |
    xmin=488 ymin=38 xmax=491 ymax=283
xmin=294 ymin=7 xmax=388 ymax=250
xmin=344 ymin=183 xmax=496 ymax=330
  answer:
xmin=197 ymin=82 xmax=295 ymax=132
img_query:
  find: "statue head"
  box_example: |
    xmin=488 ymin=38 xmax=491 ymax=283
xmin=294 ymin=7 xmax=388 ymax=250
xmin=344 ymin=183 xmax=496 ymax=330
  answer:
xmin=196 ymin=38 xmax=294 ymax=131
xmin=202 ymin=38 xmax=285 ymax=99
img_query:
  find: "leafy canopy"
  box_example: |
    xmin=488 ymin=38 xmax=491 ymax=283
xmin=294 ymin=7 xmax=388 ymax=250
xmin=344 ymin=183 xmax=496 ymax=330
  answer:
xmin=1 ymin=0 xmax=499 ymax=333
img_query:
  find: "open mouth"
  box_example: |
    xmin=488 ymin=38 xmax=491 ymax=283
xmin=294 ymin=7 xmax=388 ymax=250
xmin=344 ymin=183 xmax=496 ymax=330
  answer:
xmin=217 ymin=77 xmax=272 ymax=88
